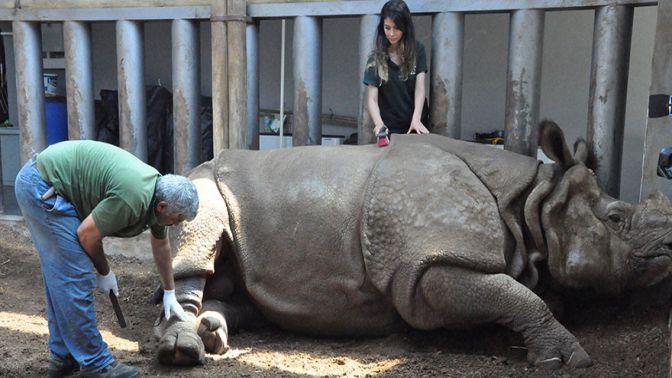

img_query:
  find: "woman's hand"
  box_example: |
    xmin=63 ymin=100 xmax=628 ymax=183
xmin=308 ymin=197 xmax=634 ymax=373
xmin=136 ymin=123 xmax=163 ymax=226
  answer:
xmin=408 ymin=119 xmax=429 ymax=134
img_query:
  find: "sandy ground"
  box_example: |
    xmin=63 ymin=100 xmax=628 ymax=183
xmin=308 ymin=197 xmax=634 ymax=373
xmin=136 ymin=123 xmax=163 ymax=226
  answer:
xmin=0 ymin=221 xmax=670 ymax=377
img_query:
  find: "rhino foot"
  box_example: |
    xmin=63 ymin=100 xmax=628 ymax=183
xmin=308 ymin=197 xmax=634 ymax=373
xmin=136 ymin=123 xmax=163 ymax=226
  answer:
xmin=532 ymin=342 xmax=592 ymax=370
xmin=566 ymin=343 xmax=592 ymax=368
xmin=155 ymin=313 xmax=205 ymax=366
xmin=197 ymin=311 xmax=230 ymax=354
xmin=526 ymin=321 xmax=593 ymax=369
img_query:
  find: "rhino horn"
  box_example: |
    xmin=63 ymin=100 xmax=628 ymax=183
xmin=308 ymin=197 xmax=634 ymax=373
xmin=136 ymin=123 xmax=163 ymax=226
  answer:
xmin=539 ymin=120 xmax=577 ymax=170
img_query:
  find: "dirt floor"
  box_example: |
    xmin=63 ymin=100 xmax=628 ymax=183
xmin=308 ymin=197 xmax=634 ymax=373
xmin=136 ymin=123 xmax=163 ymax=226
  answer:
xmin=0 ymin=222 xmax=670 ymax=378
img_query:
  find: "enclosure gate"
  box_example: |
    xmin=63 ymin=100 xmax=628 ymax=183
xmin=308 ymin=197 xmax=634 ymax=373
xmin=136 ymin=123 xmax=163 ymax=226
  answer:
xmin=0 ymin=0 xmax=662 ymax=215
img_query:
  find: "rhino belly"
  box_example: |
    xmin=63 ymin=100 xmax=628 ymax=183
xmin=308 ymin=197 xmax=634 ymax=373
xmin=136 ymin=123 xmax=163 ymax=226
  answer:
xmin=215 ymin=146 xmax=402 ymax=336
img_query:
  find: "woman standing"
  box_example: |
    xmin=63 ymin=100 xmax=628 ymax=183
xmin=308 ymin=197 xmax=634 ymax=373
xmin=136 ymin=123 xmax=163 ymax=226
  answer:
xmin=364 ymin=0 xmax=429 ymax=144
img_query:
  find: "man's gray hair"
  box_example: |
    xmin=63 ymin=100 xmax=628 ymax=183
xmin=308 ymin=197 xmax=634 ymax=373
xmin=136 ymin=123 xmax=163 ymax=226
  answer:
xmin=155 ymin=174 xmax=199 ymax=221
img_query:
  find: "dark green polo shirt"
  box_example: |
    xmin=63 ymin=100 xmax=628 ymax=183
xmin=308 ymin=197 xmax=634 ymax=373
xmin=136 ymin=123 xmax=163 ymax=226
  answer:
xmin=363 ymin=41 xmax=428 ymax=134
xmin=36 ymin=140 xmax=167 ymax=239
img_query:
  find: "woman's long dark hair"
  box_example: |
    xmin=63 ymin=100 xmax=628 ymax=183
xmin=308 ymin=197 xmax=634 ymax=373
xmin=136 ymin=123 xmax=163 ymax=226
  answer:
xmin=370 ymin=0 xmax=417 ymax=83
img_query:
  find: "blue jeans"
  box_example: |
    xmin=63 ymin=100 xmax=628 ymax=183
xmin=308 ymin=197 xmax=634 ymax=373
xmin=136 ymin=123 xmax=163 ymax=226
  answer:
xmin=14 ymin=159 xmax=114 ymax=373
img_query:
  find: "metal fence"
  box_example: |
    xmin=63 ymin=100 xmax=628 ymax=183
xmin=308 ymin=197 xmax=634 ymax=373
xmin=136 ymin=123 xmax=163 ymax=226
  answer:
xmin=0 ymin=0 xmax=660 ymax=214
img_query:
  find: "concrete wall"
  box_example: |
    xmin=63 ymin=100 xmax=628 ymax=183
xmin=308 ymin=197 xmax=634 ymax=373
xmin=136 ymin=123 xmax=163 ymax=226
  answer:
xmin=2 ymin=6 xmax=658 ymax=202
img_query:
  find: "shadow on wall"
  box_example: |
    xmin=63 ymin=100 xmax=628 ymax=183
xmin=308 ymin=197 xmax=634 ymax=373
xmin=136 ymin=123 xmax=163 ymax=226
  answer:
xmin=95 ymin=85 xmax=214 ymax=174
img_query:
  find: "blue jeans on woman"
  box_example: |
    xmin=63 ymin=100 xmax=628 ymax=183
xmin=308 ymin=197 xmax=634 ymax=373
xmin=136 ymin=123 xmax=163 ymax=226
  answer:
xmin=14 ymin=159 xmax=114 ymax=374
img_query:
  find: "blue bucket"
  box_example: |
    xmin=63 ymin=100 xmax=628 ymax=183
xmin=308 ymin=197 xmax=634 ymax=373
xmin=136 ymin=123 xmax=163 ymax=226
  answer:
xmin=45 ymin=97 xmax=68 ymax=145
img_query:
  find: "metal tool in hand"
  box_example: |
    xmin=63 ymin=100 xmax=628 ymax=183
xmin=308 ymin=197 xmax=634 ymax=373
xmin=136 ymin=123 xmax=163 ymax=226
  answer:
xmin=377 ymin=125 xmax=390 ymax=147
xmin=109 ymin=290 xmax=127 ymax=328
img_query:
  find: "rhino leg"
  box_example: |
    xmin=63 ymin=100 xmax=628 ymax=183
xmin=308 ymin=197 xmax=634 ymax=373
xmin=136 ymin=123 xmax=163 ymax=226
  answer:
xmin=197 ymin=295 xmax=267 ymax=354
xmin=154 ymin=276 xmax=207 ymax=366
xmin=412 ymin=266 xmax=592 ymax=369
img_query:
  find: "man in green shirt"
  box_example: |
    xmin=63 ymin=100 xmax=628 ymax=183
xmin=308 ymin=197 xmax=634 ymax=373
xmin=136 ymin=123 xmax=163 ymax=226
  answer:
xmin=14 ymin=140 xmax=199 ymax=378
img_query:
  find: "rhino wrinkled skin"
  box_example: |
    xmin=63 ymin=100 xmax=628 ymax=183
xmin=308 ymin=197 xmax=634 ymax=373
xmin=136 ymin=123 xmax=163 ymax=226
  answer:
xmin=153 ymin=121 xmax=672 ymax=369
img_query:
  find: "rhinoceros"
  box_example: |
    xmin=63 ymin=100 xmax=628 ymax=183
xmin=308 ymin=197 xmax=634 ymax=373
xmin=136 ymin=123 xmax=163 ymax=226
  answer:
xmin=152 ymin=121 xmax=672 ymax=369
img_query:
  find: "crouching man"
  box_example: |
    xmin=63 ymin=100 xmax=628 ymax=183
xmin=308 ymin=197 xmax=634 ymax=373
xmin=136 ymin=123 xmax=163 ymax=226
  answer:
xmin=14 ymin=140 xmax=198 ymax=378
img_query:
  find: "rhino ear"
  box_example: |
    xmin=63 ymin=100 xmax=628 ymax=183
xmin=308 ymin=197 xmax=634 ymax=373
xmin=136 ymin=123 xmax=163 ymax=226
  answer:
xmin=539 ymin=120 xmax=576 ymax=170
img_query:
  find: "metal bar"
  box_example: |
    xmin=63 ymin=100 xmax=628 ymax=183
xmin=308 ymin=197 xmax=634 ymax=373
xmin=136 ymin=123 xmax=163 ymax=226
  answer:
xmin=116 ymin=20 xmax=147 ymax=161
xmin=211 ymin=0 xmax=228 ymax=153
xmin=587 ymin=5 xmax=633 ymax=198
xmin=247 ymin=0 xmax=656 ymax=18
xmin=0 ymin=0 xmax=657 ymax=21
xmin=430 ymin=12 xmax=464 ymax=139
xmin=504 ymin=9 xmax=545 ymax=158
xmin=2 ymin=32 xmax=18 ymax=139
xmin=357 ymin=14 xmax=378 ymax=145
xmin=228 ymin=0 xmax=247 ymax=150
xmin=0 ymin=6 xmax=211 ymax=22
xmin=172 ymin=19 xmax=201 ymax=175
xmin=7 ymin=0 xmax=209 ymax=7
xmin=13 ymin=21 xmax=46 ymax=164
xmin=640 ymin=0 xmax=672 ymax=201
xmin=279 ymin=19 xmax=286 ymax=148
xmin=292 ymin=16 xmax=322 ymax=146
xmin=246 ymin=20 xmax=260 ymax=150
xmin=64 ymin=21 xmax=95 ymax=140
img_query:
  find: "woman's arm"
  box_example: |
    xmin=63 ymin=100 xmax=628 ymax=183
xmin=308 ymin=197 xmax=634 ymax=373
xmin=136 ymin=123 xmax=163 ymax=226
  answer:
xmin=408 ymin=72 xmax=429 ymax=134
xmin=367 ymin=85 xmax=386 ymax=135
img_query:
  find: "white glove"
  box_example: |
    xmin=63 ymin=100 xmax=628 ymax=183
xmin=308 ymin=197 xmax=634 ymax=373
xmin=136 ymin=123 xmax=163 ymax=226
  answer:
xmin=97 ymin=271 xmax=119 ymax=296
xmin=163 ymin=289 xmax=187 ymax=321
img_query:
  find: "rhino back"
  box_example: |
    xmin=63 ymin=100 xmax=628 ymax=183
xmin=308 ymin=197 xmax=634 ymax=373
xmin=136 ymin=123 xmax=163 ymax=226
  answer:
xmin=214 ymin=146 xmax=402 ymax=336
xmin=362 ymin=137 xmax=511 ymax=303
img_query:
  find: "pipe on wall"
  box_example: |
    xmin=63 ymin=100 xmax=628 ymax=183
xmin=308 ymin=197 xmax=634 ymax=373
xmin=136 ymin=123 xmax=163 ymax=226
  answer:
xmin=116 ymin=20 xmax=147 ymax=161
xmin=587 ymin=5 xmax=634 ymax=198
xmin=246 ymin=20 xmax=260 ymax=150
xmin=172 ymin=19 xmax=201 ymax=174
xmin=430 ymin=12 xmax=464 ymax=139
xmin=292 ymin=15 xmax=322 ymax=146
xmin=504 ymin=9 xmax=545 ymax=158
xmin=64 ymin=21 xmax=95 ymax=141
xmin=13 ymin=21 xmax=46 ymax=164
xmin=357 ymin=14 xmax=379 ymax=145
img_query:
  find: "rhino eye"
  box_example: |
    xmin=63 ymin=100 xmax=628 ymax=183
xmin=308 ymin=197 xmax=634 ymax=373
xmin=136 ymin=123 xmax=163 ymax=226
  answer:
xmin=608 ymin=213 xmax=622 ymax=223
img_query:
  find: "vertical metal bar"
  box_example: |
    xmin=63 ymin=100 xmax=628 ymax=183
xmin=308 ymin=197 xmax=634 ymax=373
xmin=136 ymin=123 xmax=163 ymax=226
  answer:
xmin=430 ymin=12 xmax=464 ymax=139
xmin=1 ymin=31 xmax=17 ymax=214
xmin=227 ymin=0 xmax=247 ymax=150
xmin=358 ymin=14 xmax=379 ymax=145
xmin=246 ymin=20 xmax=260 ymax=150
xmin=116 ymin=20 xmax=147 ymax=161
xmin=63 ymin=21 xmax=95 ymax=140
xmin=504 ymin=9 xmax=545 ymax=158
xmin=13 ymin=21 xmax=46 ymax=164
xmin=211 ymin=0 xmax=228 ymax=153
xmin=279 ymin=19 xmax=286 ymax=147
xmin=172 ymin=19 xmax=201 ymax=175
xmin=640 ymin=0 xmax=672 ymax=201
xmin=2 ymin=32 xmax=18 ymax=138
xmin=587 ymin=5 xmax=633 ymax=198
xmin=292 ymin=16 xmax=322 ymax=146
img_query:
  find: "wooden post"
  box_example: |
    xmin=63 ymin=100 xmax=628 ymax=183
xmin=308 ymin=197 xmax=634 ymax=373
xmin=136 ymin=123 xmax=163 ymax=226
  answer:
xmin=211 ymin=0 xmax=229 ymax=154
xmin=227 ymin=0 xmax=247 ymax=149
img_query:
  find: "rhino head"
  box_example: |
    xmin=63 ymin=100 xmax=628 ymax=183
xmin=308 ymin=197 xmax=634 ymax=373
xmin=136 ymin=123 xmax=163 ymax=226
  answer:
xmin=534 ymin=121 xmax=672 ymax=294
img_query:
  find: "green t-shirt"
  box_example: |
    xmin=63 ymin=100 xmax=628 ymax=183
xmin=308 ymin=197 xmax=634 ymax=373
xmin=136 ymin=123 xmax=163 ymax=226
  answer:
xmin=363 ymin=41 xmax=428 ymax=134
xmin=36 ymin=140 xmax=167 ymax=239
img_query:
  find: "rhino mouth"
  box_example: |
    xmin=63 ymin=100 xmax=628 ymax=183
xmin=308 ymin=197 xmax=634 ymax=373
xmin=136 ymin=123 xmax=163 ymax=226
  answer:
xmin=636 ymin=236 xmax=672 ymax=260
